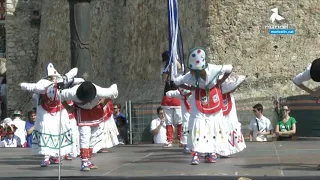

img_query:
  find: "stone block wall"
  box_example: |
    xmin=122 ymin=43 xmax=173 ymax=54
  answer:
xmin=34 ymin=0 xmax=70 ymax=78
xmin=0 ymin=58 xmax=6 ymax=74
xmin=6 ymin=0 xmax=41 ymax=114
xmin=108 ymin=0 xmax=209 ymax=104
xmin=33 ymin=0 xmax=210 ymax=104
xmin=5 ymin=0 xmax=320 ymax=116
xmin=204 ymin=0 xmax=320 ymax=100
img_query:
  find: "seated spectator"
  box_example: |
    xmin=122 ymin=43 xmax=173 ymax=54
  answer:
xmin=0 ymin=118 xmax=12 ymax=140
xmin=275 ymin=105 xmax=297 ymax=141
xmin=248 ymin=103 xmax=273 ymax=142
xmin=0 ymin=124 xmax=21 ymax=147
xmin=0 ymin=125 xmax=5 ymax=140
xmin=113 ymin=104 xmax=127 ymax=145
xmin=150 ymin=106 xmax=167 ymax=144
xmin=25 ymin=108 xmax=36 ymax=147
xmin=9 ymin=110 xmax=26 ymax=147
xmin=116 ymin=116 xmax=127 ymax=144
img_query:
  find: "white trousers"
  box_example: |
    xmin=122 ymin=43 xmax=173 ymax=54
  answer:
xmin=163 ymin=108 xmax=182 ymax=125
xmin=79 ymin=126 xmax=103 ymax=149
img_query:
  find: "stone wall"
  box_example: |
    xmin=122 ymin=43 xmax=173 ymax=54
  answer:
xmin=5 ymin=0 xmax=320 ymax=116
xmin=0 ymin=58 xmax=6 ymax=74
xmin=34 ymin=0 xmax=209 ymax=104
xmin=6 ymin=0 xmax=41 ymax=114
xmin=205 ymin=0 xmax=320 ymax=100
xmin=108 ymin=0 xmax=209 ymax=104
xmin=34 ymin=0 xmax=70 ymax=79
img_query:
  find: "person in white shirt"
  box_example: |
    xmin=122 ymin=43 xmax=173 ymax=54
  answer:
xmin=0 ymin=124 xmax=21 ymax=148
xmin=8 ymin=110 xmax=26 ymax=147
xmin=248 ymin=103 xmax=273 ymax=142
xmin=150 ymin=106 xmax=167 ymax=144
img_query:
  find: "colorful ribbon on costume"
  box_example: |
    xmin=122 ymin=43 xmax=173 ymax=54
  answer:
xmin=163 ymin=0 xmax=185 ymax=80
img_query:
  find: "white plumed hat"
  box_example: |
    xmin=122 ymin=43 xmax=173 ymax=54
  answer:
xmin=221 ymin=75 xmax=246 ymax=94
xmin=46 ymin=63 xmax=60 ymax=77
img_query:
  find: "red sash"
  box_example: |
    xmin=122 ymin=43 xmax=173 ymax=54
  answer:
xmin=195 ymin=86 xmax=223 ymax=114
xmin=222 ymin=93 xmax=232 ymax=116
xmin=75 ymin=100 xmax=114 ymax=126
xmin=161 ymin=95 xmax=181 ymax=106
xmin=67 ymin=101 xmax=75 ymax=119
xmin=40 ymin=94 xmax=64 ymax=115
xmin=104 ymin=100 xmax=114 ymax=121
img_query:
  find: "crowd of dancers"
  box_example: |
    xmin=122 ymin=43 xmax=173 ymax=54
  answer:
xmin=19 ymin=63 xmax=119 ymax=171
xmin=16 ymin=47 xmax=248 ymax=170
xmin=4 ymin=46 xmax=317 ymax=171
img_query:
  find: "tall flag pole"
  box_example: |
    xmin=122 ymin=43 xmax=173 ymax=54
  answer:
xmin=163 ymin=0 xmax=185 ymax=81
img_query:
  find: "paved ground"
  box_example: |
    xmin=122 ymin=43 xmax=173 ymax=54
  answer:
xmin=0 ymin=141 xmax=320 ymax=179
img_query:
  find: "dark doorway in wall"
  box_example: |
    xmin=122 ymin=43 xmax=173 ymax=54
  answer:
xmin=0 ymin=0 xmax=4 ymax=21
xmin=0 ymin=25 xmax=5 ymax=58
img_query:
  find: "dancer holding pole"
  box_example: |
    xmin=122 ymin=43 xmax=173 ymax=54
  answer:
xmin=19 ymin=63 xmax=78 ymax=167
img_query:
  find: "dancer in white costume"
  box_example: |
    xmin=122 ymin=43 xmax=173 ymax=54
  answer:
xmin=93 ymin=100 xmax=119 ymax=154
xmin=64 ymin=101 xmax=80 ymax=160
xmin=55 ymin=77 xmax=117 ymax=159
xmin=166 ymin=86 xmax=192 ymax=154
xmin=19 ymin=63 xmax=78 ymax=167
xmin=51 ymin=81 xmax=118 ymax=171
xmin=173 ymin=47 xmax=232 ymax=165
xmin=216 ymin=74 xmax=246 ymax=157
xmin=292 ymin=58 xmax=320 ymax=170
xmin=292 ymin=58 xmax=320 ymax=95
xmin=161 ymin=51 xmax=183 ymax=148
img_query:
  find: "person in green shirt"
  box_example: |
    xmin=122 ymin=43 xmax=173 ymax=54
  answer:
xmin=275 ymin=105 xmax=297 ymax=141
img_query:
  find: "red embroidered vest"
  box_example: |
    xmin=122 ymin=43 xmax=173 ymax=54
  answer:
xmin=195 ymin=86 xmax=223 ymax=114
xmin=74 ymin=100 xmax=114 ymax=122
xmin=40 ymin=95 xmax=64 ymax=115
xmin=222 ymin=93 xmax=232 ymax=116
